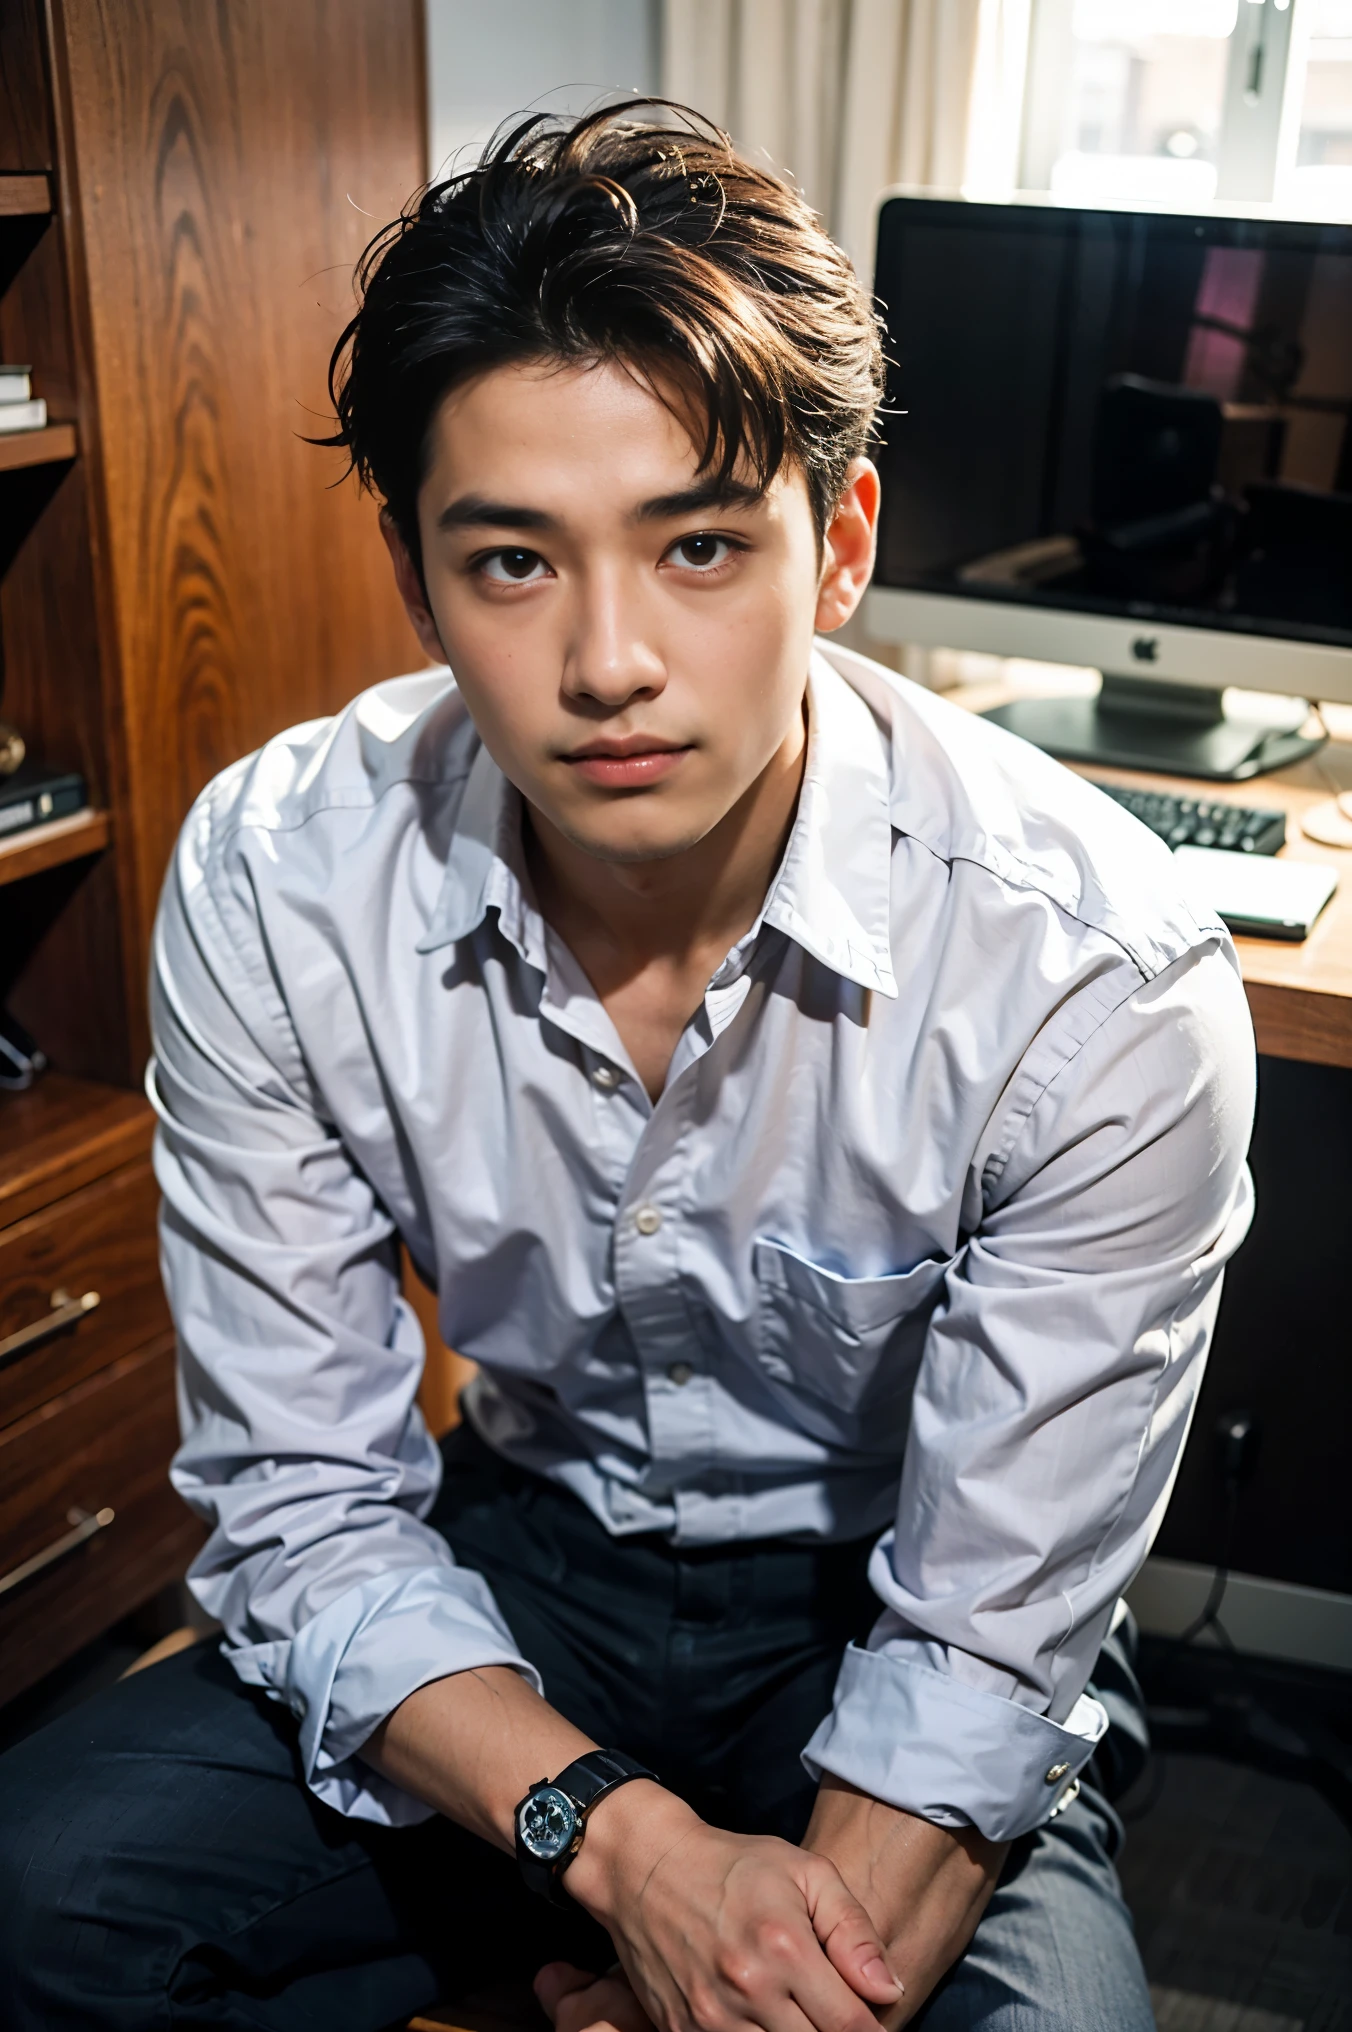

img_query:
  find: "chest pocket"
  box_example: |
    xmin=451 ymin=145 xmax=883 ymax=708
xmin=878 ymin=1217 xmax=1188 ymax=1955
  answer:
xmin=753 ymin=1238 xmax=950 ymax=1427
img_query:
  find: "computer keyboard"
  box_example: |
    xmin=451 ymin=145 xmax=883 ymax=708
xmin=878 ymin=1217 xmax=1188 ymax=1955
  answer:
xmin=1090 ymin=781 xmax=1286 ymax=855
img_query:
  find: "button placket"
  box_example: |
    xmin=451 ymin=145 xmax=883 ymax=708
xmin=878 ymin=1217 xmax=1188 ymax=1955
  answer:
xmin=612 ymin=1083 xmax=711 ymax=1473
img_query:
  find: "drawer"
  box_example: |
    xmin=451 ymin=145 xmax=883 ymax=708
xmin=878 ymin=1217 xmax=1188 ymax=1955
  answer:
xmin=0 ymin=1156 xmax=169 ymax=1428
xmin=0 ymin=1339 xmax=203 ymax=1703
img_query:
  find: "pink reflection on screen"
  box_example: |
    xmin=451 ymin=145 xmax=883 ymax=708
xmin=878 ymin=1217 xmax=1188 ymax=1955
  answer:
xmin=1185 ymin=247 xmax=1265 ymax=397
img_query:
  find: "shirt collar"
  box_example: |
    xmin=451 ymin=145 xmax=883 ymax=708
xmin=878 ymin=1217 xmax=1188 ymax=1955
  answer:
xmin=416 ymin=645 xmax=897 ymax=999
xmin=759 ymin=649 xmax=897 ymax=997
xmin=416 ymin=736 xmax=525 ymax=956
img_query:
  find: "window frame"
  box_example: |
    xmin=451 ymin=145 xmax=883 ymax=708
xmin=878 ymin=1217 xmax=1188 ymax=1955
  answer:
xmin=1018 ymin=0 xmax=1315 ymax=209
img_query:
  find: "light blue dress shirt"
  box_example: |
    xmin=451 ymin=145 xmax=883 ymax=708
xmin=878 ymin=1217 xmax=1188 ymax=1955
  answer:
xmin=150 ymin=643 xmax=1256 ymax=1841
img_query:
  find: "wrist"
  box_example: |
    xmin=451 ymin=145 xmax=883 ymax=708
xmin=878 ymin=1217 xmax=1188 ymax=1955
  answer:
xmin=562 ymin=1777 xmax=701 ymax=1921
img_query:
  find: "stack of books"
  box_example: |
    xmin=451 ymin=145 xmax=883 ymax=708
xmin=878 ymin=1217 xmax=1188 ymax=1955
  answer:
xmin=0 ymin=366 xmax=47 ymax=435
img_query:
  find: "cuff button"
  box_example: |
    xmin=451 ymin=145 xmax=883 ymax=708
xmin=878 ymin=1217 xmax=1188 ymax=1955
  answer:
xmin=1045 ymin=1762 xmax=1071 ymax=1784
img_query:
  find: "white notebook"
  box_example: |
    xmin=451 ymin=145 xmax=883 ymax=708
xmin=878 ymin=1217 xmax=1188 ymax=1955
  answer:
xmin=1174 ymin=845 xmax=1338 ymax=942
xmin=0 ymin=398 xmax=47 ymax=435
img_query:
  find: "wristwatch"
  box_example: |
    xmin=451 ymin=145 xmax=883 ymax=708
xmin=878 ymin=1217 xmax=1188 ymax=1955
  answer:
xmin=514 ymin=1748 xmax=656 ymax=1905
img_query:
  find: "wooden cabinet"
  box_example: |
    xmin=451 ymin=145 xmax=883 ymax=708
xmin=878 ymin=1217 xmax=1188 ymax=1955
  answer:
xmin=0 ymin=1339 xmax=195 ymax=1697
xmin=0 ymin=1146 xmax=167 ymax=1428
xmin=0 ymin=1 xmax=424 ymax=1704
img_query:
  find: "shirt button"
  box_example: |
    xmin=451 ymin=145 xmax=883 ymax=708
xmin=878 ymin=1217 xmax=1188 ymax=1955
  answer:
xmin=634 ymin=1204 xmax=662 ymax=1236
xmin=1045 ymin=1762 xmax=1071 ymax=1784
xmin=592 ymin=1064 xmax=621 ymax=1091
xmin=667 ymin=1362 xmax=694 ymax=1386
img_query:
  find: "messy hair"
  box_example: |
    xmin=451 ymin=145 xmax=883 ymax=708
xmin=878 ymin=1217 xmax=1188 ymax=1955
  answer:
xmin=324 ymin=100 xmax=884 ymax=570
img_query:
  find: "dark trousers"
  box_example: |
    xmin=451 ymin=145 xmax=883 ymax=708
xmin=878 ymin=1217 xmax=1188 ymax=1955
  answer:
xmin=0 ymin=1424 xmax=1154 ymax=2030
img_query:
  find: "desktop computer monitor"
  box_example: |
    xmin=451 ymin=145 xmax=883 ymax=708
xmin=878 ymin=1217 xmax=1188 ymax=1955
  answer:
xmin=864 ymin=197 xmax=1352 ymax=780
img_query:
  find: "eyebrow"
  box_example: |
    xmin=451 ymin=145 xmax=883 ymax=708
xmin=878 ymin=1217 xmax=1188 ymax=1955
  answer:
xmin=435 ymin=476 xmax=766 ymax=535
xmin=436 ymin=496 xmax=555 ymax=533
xmin=633 ymin=477 xmax=767 ymax=523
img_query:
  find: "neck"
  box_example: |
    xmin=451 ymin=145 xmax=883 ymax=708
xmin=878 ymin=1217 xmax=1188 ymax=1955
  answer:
xmin=524 ymin=709 xmax=808 ymax=974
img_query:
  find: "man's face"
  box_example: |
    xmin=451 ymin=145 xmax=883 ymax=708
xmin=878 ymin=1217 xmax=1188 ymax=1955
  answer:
xmin=392 ymin=359 xmax=876 ymax=865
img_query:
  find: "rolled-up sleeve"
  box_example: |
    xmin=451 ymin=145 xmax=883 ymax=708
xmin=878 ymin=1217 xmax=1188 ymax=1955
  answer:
xmin=150 ymin=783 xmax=539 ymax=1826
xmin=804 ymin=941 xmax=1256 ymax=1842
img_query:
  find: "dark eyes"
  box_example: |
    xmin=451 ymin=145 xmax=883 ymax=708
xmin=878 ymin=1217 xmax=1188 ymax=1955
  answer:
xmin=479 ymin=548 xmax=547 ymax=583
xmin=473 ymin=533 xmax=741 ymax=585
xmin=670 ymin=534 xmax=733 ymax=570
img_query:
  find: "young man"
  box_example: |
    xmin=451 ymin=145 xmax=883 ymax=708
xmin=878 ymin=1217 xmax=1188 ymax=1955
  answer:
xmin=0 ymin=106 xmax=1254 ymax=2030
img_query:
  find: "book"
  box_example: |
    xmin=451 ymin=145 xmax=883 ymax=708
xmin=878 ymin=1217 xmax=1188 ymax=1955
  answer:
xmin=0 ymin=398 xmax=47 ymax=434
xmin=0 ymin=366 xmax=32 ymax=404
xmin=0 ymin=760 xmax=87 ymax=841
xmin=1174 ymin=844 xmax=1337 ymax=942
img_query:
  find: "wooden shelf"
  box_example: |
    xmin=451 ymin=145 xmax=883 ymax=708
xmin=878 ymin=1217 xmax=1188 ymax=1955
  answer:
xmin=0 ymin=422 xmax=77 ymax=472
xmin=0 ymin=1075 xmax=154 ymax=1230
xmin=0 ymin=174 xmax=51 ymax=217
xmin=0 ymin=808 xmax=109 ymax=887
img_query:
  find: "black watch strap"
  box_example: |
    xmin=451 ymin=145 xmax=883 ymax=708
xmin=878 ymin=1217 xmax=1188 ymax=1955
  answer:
xmin=515 ymin=1748 xmax=656 ymax=1905
xmin=553 ymin=1748 xmax=653 ymax=1813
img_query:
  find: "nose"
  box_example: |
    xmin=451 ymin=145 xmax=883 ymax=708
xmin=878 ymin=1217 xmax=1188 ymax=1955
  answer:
xmin=561 ymin=562 xmax=666 ymax=711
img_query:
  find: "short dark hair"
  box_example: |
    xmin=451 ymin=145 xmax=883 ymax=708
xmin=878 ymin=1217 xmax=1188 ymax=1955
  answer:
xmin=324 ymin=100 xmax=884 ymax=571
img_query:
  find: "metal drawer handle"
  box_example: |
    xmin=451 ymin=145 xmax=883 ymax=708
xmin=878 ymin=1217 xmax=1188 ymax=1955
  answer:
xmin=0 ymin=1287 xmax=100 ymax=1370
xmin=0 ymin=1504 xmax=115 ymax=1599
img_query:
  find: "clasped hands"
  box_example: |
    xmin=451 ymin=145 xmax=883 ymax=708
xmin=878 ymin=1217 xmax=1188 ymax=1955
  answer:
xmin=536 ymin=1775 xmax=1006 ymax=2032
xmin=364 ymin=1665 xmax=1005 ymax=2032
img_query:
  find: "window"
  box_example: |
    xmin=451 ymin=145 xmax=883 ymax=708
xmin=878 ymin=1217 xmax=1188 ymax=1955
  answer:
xmin=1021 ymin=0 xmax=1352 ymax=212
xmin=1035 ymin=0 xmax=1238 ymax=205
xmin=1284 ymin=0 xmax=1352 ymax=212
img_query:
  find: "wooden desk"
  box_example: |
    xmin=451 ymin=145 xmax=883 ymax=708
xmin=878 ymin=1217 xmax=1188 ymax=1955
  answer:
xmin=947 ymin=679 xmax=1352 ymax=1071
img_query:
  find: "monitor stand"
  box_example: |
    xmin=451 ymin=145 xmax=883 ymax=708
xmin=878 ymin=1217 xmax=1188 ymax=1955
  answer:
xmin=982 ymin=676 xmax=1325 ymax=781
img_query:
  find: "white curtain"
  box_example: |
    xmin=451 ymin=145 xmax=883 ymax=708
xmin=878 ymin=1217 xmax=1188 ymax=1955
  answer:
xmin=661 ymin=0 xmax=1032 ymax=276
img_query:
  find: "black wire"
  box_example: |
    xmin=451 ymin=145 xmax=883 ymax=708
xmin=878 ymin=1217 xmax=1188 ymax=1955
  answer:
xmin=1178 ymin=1477 xmax=1240 ymax=1648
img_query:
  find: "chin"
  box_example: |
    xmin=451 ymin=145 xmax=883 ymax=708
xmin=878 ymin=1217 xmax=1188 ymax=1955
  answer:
xmin=556 ymin=809 xmax=714 ymax=866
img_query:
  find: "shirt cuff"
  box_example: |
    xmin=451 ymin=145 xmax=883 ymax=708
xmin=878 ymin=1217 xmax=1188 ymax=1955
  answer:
xmin=801 ymin=1642 xmax=1108 ymax=1843
xmin=224 ymin=1563 xmax=543 ymax=1826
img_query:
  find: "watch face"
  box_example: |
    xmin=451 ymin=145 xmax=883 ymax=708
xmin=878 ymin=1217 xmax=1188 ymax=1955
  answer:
xmin=519 ymin=1785 xmax=578 ymax=1862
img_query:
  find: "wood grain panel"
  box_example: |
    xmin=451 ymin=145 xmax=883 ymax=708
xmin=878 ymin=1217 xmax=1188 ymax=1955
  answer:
xmin=0 ymin=0 xmax=53 ymax=171
xmin=0 ymin=1337 xmax=203 ymax=1701
xmin=0 ymin=1155 xmax=168 ymax=1427
xmin=1242 ymin=980 xmax=1352 ymax=1071
xmin=51 ymin=0 xmax=425 ymax=1022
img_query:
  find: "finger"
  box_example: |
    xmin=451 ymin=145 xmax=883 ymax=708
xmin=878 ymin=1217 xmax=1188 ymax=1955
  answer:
xmin=802 ymin=1861 xmax=904 ymax=2007
xmin=786 ymin=1945 xmax=895 ymax=2032
xmin=534 ymin=1962 xmax=602 ymax=2023
xmin=776 ymin=1972 xmax=880 ymax=2032
xmin=535 ymin=1966 xmax=655 ymax=2032
xmin=732 ymin=1908 xmax=888 ymax=2032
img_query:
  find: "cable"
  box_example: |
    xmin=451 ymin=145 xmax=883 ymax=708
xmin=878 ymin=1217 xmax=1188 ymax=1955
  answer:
xmin=1178 ymin=1410 xmax=1254 ymax=1649
xmin=1300 ymin=707 xmax=1352 ymax=848
xmin=1178 ymin=1477 xmax=1239 ymax=1648
xmin=1308 ymin=706 xmax=1352 ymax=814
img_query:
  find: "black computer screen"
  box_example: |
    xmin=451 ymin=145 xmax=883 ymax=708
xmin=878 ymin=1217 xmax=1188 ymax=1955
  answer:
xmin=872 ymin=200 xmax=1352 ymax=647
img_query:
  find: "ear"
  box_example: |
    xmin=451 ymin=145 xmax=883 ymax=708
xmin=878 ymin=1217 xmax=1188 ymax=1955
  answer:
xmin=380 ymin=511 xmax=449 ymax=664
xmin=814 ymin=458 xmax=881 ymax=635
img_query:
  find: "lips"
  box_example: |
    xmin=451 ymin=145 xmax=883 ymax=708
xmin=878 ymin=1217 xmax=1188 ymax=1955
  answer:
xmin=562 ymin=738 xmax=692 ymax=789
